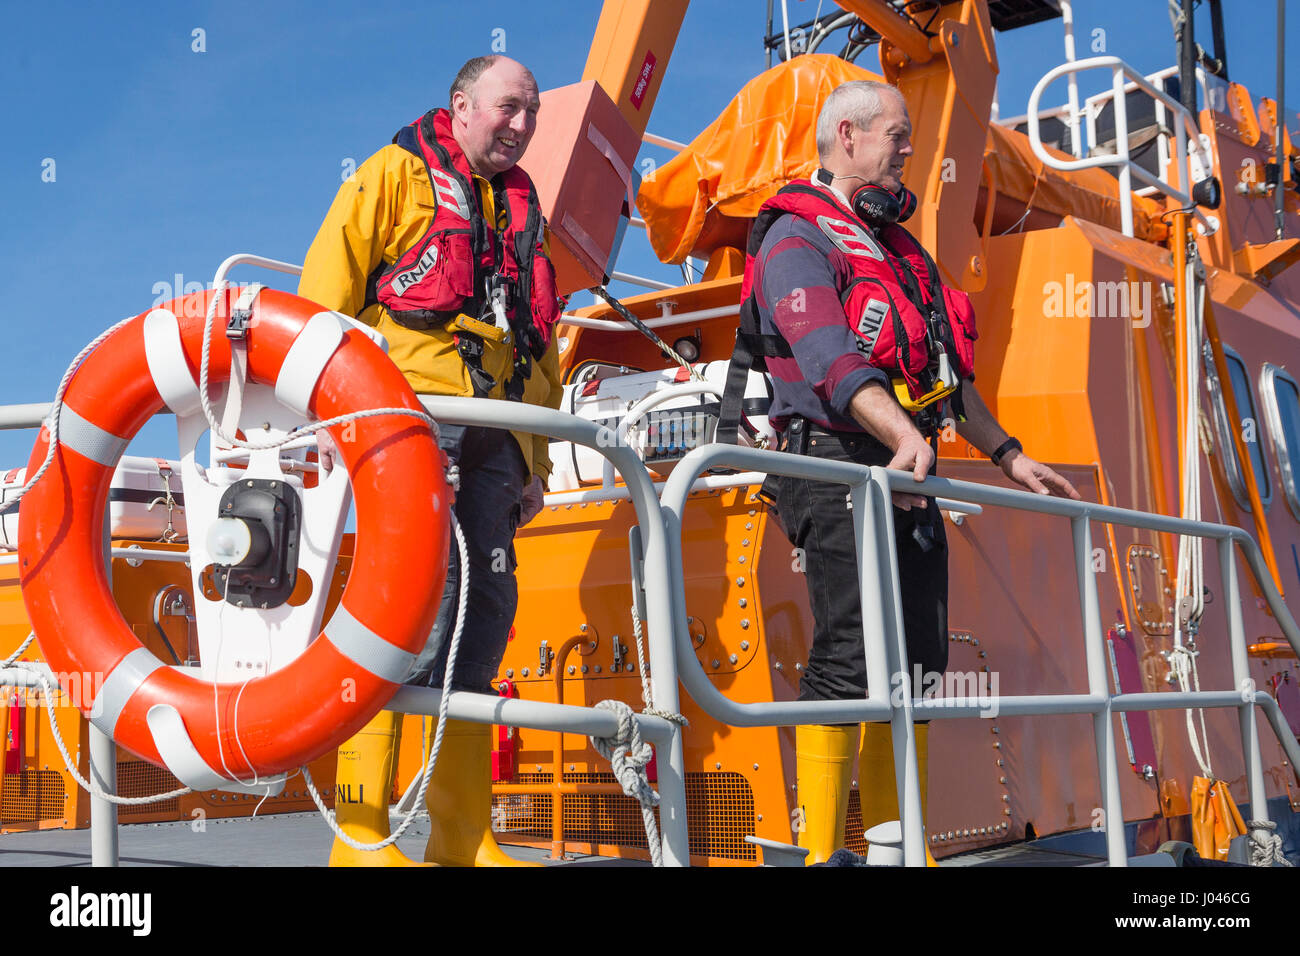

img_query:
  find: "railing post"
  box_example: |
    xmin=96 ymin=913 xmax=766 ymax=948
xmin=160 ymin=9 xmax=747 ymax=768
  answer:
xmin=417 ymin=396 xmax=691 ymax=866
xmin=640 ymin=510 xmax=691 ymax=867
xmin=1072 ymin=515 xmax=1126 ymax=866
xmin=1219 ymin=538 xmax=1270 ymax=823
xmin=1111 ymin=65 xmax=1135 ymax=237
xmin=854 ymin=476 xmax=895 ymax=706
xmin=866 ymin=468 xmax=925 ymax=867
xmin=91 ymin=502 xmax=119 ymax=867
xmin=89 ymin=724 xmax=119 ymax=867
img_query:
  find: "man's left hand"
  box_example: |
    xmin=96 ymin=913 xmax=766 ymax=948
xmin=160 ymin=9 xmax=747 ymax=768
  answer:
xmin=1001 ymin=450 xmax=1081 ymax=500
xmin=519 ymin=474 xmax=546 ymax=526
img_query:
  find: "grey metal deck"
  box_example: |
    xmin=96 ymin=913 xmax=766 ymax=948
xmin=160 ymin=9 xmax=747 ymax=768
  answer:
xmin=0 ymin=812 xmax=638 ymax=867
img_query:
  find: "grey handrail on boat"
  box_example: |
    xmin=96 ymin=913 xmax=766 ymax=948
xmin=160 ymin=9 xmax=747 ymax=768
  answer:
xmin=0 ymin=395 xmax=693 ymax=867
xmin=659 ymin=442 xmax=1300 ymax=866
xmin=2 ymin=395 xmax=1298 ymax=868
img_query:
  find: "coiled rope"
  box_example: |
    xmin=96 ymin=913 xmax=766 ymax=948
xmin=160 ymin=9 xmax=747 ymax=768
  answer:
xmin=588 ymin=602 xmax=688 ymax=867
xmin=1246 ymin=819 xmax=1293 ymax=867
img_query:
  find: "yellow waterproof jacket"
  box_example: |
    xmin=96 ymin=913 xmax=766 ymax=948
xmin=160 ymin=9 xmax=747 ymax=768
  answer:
xmin=299 ymin=143 xmax=562 ymax=481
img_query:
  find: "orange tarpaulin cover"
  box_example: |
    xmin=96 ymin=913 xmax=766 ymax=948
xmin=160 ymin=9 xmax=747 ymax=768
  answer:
xmin=983 ymin=123 xmax=1166 ymax=241
xmin=637 ymin=52 xmax=1168 ymax=263
xmin=637 ymin=55 xmax=880 ymax=264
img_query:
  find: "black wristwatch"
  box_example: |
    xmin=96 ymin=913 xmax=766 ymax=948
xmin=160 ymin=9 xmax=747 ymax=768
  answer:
xmin=990 ymin=436 xmax=1022 ymax=466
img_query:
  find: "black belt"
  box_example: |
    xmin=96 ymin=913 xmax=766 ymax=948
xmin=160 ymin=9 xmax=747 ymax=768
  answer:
xmin=801 ymin=419 xmax=889 ymax=454
xmin=806 ymin=423 xmax=877 ymax=442
xmin=783 ymin=414 xmax=942 ymax=550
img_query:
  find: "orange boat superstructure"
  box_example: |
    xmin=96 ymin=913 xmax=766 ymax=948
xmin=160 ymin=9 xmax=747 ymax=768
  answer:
xmin=2 ymin=0 xmax=1298 ymax=867
xmin=468 ymin=0 xmax=1300 ymax=864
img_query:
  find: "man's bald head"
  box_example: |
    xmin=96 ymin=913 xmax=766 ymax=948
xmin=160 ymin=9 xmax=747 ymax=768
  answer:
xmin=449 ymin=55 xmax=537 ymax=109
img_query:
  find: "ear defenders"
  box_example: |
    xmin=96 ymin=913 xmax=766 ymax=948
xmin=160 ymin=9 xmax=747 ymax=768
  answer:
xmin=849 ymin=181 xmax=917 ymax=227
xmin=815 ymin=168 xmax=916 ymax=226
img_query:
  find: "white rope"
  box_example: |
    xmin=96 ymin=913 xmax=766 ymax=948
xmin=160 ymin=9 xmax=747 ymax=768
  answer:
xmin=590 ymin=698 xmax=664 ymax=867
xmin=209 ymin=567 xmax=263 ymax=788
xmin=3 ymin=633 xmax=189 ymax=804
xmin=582 ymin=604 xmax=689 ymax=867
xmin=4 ymin=663 xmax=191 ymax=804
xmin=1168 ymin=646 xmax=1214 ymax=777
xmin=1246 ymin=819 xmax=1293 ymax=867
xmin=1171 ymin=241 xmax=1215 ymax=778
xmin=629 ymin=602 xmax=689 ymax=728
xmin=1174 ymin=253 xmax=1206 ymax=639
xmin=302 ymin=511 xmax=470 ymax=852
xmin=2 ymin=504 xmax=468 ymax=817
xmin=0 ymin=317 xmax=135 ymax=517
xmin=1 ymin=632 xmax=35 ymax=669
xmin=0 ymin=325 xmax=196 ymax=800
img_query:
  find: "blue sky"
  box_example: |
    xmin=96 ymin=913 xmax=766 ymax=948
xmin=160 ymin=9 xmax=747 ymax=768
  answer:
xmin=1 ymin=0 xmax=1296 ymax=466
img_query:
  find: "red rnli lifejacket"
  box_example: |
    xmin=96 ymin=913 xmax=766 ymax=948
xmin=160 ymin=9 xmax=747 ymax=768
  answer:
xmin=718 ymin=180 xmax=977 ymax=443
xmin=741 ymin=181 xmax=977 ymax=390
xmin=367 ymin=109 xmax=561 ymax=396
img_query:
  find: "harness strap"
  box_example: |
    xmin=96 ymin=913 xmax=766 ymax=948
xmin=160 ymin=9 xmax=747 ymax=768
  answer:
xmin=717 ymin=295 xmax=792 ymax=446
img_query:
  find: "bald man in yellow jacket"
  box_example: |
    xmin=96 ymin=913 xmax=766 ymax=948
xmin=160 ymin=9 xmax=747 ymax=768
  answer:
xmin=299 ymin=55 xmax=561 ymax=867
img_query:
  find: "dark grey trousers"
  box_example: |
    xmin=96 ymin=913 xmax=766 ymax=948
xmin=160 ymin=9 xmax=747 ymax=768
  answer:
xmin=405 ymin=424 xmax=525 ymax=694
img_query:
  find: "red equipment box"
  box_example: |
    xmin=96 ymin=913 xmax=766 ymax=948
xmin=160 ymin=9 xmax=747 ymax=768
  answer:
xmin=524 ymin=80 xmax=642 ymax=296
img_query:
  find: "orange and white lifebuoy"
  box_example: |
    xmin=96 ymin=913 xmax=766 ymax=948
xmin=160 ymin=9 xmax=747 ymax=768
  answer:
xmin=17 ymin=288 xmax=449 ymax=783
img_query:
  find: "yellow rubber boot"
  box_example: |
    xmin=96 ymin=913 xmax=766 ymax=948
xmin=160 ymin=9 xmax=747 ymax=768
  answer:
xmin=424 ymin=718 xmax=541 ymax=867
xmin=328 ymin=710 xmax=430 ymax=867
xmin=795 ymin=723 xmax=860 ymax=865
xmin=858 ymin=721 xmax=939 ymax=866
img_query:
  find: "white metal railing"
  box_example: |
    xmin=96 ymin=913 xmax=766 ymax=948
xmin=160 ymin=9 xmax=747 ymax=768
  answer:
xmin=1083 ymin=66 xmax=1221 ymax=193
xmin=643 ymin=132 xmax=687 ymax=152
xmin=1001 ymin=65 xmax=1216 ymax=168
xmin=559 ymin=304 xmax=735 ymax=331
xmin=1026 ymin=56 xmax=1217 ymax=237
xmin=0 ymin=396 xmax=691 ymax=867
xmin=998 ymin=101 xmax=1073 ymax=131
xmin=212 ymin=252 xmax=302 ymax=289
xmin=609 ymin=270 xmax=675 ymax=291
xmin=0 ymin=547 xmax=190 ymax=566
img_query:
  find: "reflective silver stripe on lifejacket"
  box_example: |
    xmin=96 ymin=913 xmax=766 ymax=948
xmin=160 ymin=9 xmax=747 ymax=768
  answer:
xmin=56 ymin=405 xmax=129 ymax=468
xmin=324 ymin=604 xmax=418 ymax=685
xmin=92 ymin=646 xmax=165 ymax=738
xmin=428 ymin=167 xmax=471 ymax=221
xmin=814 ymin=215 xmax=884 ymax=260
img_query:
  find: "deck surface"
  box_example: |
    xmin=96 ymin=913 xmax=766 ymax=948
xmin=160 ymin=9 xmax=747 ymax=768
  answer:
xmin=0 ymin=812 xmax=635 ymax=867
xmin=2 ymin=811 xmax=1122 ymax=867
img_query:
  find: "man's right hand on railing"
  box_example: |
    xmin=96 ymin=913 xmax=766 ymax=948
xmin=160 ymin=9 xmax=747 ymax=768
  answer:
xmin=850 ymin=381 xmax=934 ymax=511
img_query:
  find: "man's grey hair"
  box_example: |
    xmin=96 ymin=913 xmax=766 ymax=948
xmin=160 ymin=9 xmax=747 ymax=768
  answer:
xmin=815 ymin=81 xmax=905 ymax=160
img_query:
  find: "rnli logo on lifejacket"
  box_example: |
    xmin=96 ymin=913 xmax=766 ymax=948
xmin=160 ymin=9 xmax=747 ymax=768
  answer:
xmin=428 ymin=168 xmax=471 ymax=221
xmin=815 ymin=216 xmax=884 ymax=260
xmin=391 ymin=245 xmax=438 ymax=297
xmin=856 ymin=298 xmax=889 ymax=356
